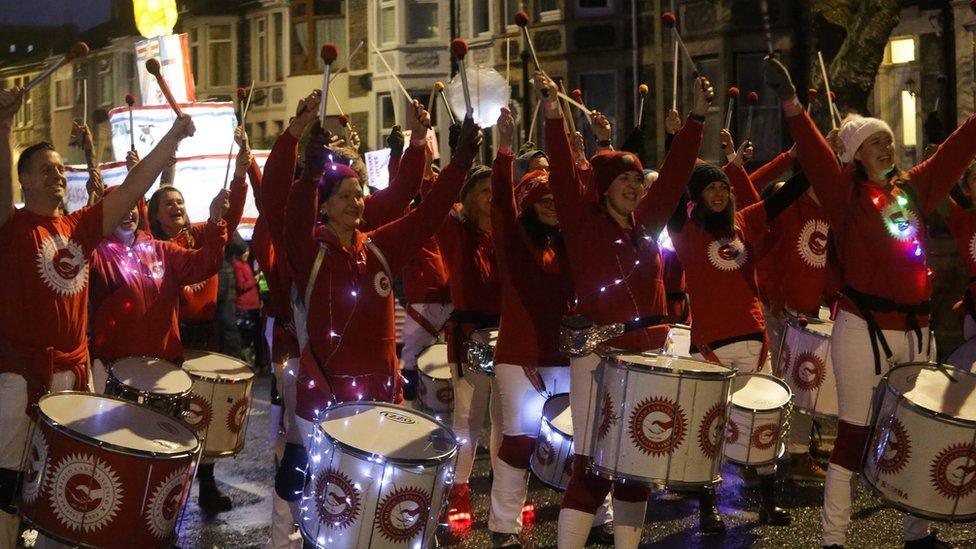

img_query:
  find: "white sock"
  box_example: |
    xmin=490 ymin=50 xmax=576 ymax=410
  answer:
xmin=821 ymin=463 xmax=854 ymax=546
xmin=557 ymin=508 xmax=595 ymax=549
xmin=488 ymin=459 xmax=529 ymax=534
xmin=611 ymin=498 xmax=646 ymax=548
xmin=902 ymin=513 xmax=931 ymax=542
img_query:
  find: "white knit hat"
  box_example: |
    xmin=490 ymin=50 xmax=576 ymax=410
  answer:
xmin=838 ymin=116 xmax=894 ymax=164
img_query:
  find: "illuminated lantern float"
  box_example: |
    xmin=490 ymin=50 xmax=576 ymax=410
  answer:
xmin=133 ymin=0 xmax=178 ymax=39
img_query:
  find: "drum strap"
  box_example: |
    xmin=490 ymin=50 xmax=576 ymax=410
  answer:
xmin=621 ymin=315 xmax=668 ymax=334
xmin=841 ymin=286 xmax=930 ymax=375
xmin=407 ymin=305 xmax=442 ymax=338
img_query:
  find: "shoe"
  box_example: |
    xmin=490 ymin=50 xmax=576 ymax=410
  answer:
xmin=904 ymin=530 xmax=952 ymax=548
xmin=739 ymin=465 xmax=760 ymax=486
xmin=586 ymin=522 xmax=614 ymax=545
xmin=758 ymin=474 xmax=791 ymax=526
xmin=789 ymin=452 xmax=827 ymax=483
xmin=698 ymin=489 xmax=726 ymax=535
xmin=198 ymin=479 xmax=233 ymax=513
xmin=491 ymin=532 xmax=522 ymax=548
xmin=447 ymin=483 xmax=472 ymax=524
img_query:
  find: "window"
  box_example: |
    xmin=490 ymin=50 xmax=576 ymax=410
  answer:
xmin=54 ymin=65 xmax=72 ymax=109
xmin=536 ymin=0 xmax=559 ymax=20
xmin=472 ymin=0 xmax=490 ymax=36
xmin=291 ymin=0 xmax=346 ymax=74
xmin=208 ymin=25 xmax=233 ymax=87
xmin=901 ymin=90 xmax=917 ymax=147
xmin=189 ymin=27 xmax=200 ymax=85
xmin=502 ymin=0 xmax=520 ymax=29
xmin=273 ymin=13 xmax=285 ymax=81
xmin=579 ymin=71 xmax=617 ymax=147
xmin=577 ymin=0 xmax=612 ymax=15
xmin=256 ymin=17 xmax=268 ymax=82
xmin=887 ymin=36 xmax=915 ymax=65
xmin=379 ymin=1 xmax=396 ymax=44
xmin=407 ymin=0 xmax=439 ymax=42
xmin=13 ymin=75 xmax=32 ymax=127
xmin=378 ymin=92 xmax=396 ymax=131
xmin=97 ymin=57 xmax=113 ymax=106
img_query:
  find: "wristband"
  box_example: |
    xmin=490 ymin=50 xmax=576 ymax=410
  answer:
xmin=688 ymin=113 xmax=706 ymax=123
xmin=596 ymin=139 xmax=612 ymax=147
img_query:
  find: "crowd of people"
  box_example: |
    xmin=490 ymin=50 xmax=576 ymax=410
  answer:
xmin=1 ymin=52 xmax=976 ymax=549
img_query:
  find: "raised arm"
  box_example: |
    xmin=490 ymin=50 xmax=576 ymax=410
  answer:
xmin=284 ymin=124 xmax=330 ymax=284
xmin=224 ymin=146 xmax=251 ymax=234
xmin=536 ymin=73 xmax=589 ymax=229
xmin=102 ymin=115 xmax=195 ymax=235
xmin=908 ymin=113 xmax=976 ymax=215
xmin=363 ymin=101 xmax=430 ymax=228
xmin=490 ymin=108 xmax=518 ymax=265
xmin=749 ymin=149 xmax=794 ymax=191
xmin=723 ymin=146 xmax=761 ymax=208
xmin=167 ymin=216 xmax=229 ymax=286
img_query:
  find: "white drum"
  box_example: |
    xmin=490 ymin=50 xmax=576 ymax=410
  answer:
xmin=530 ymin=393 xmax=576 ymax=490
xmin=724 ymin=373 xmax=792 ymax=466
xmin=299 ymin=403 xmax=459 ymax=549
xmin=590 ymin=352 xmax=734 ymax=488
xmin=863 ymin=362 xmax=976 ymax=521
xmin=105 ymin=356 xmax=193 ymax=419
xmin=415 ymin=343 xmax=454 ymax=414
xmin=947 ymin=338 xmax=976 ymax=372
xmin=182 ymin=350 xmax=254 ymax=457
xmin=665 ymin=324 xmax=691 ymax=357
xmin=466 ymin=328 xmax=498 ymax=376
xmin=775 ymin=316 xmax=838 ymax=417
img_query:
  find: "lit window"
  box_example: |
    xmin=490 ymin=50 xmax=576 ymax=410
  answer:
xmin=901 ymin=90 xmax=916 ymax=147
xmin=208 ymin=24 xmax=233 ymax=87
xmin=889 ymin=37 xmax=915 ymax=64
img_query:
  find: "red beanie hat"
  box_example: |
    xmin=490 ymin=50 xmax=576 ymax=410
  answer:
xmin=515 ymin=169 xmax=551 ymax=212
xmin=318 ymin=163 xmax=361 ymax=203
xmin=590 ymin=151 xmax=644 ymax=195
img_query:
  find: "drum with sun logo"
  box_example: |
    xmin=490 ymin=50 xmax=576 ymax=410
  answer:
xmin=18 ymin=392 xmax=199 ymax=548
xmin=589 ymin=352 xmax=734 ymax=488
xmin=466 ymin=328 xmax=498 ymax=376
xmin=530 ymin=393 xmax=576 ymax=490
xmin=862 ymin=362 xmax=976 ymax=521
xmin=774 ymin=316 xmax=838 ymax=417
xmin=105 ymin=356 xmax=194 ymax=420
xmin=415 ymin=342 xmax=454 ymax=414
xmin=724 ymin=373 xmax=792 ymax=466
xmin=181 ymin=350 xmax=254 ymax=457
xmin=299 ymin=402 xmax=458 ymax=548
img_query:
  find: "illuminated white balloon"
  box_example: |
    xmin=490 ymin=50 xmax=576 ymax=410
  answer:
xmin=446 ymin=66 xmax=511 ymax=128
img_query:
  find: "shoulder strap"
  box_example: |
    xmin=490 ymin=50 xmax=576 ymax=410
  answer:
xmin=304 ymin=243 xmax=327 ymax=308
xmin=364 ymin=238 xmax=392 ymax=279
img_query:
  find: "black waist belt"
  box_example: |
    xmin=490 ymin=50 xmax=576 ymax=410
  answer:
xmin=622 ymin=315 xmax=669 ymax=334
xmin=449 ymin=310 xmax=500 ymax=329
xmin=841 ymin=286 xmax=930 ymax=375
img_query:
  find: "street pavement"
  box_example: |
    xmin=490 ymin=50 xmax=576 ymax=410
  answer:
xmin=174 ymin=374 xmax=976 ymax=548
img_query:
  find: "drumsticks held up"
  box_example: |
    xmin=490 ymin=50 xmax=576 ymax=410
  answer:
xmin=724 ymin=87 xmax=739 ymax=131
xmin=125 ymin=93 xmax=136 ymax=152
xmin=817 ymin=51 xmax=837 ymax=130
xmin=318 ymin=44 xmax=338 ymax=126
xmin=637 ymin=84 xmax=649 ymax=127
xmin=450 ymin=39 xmax=474 ymax=118
xmin=145 ymin=58 xmax=183 ymax=117
xmin=434 ymin=81 xmax=456 ymax=126
xmin=24 ymin=42 xmax=89 ymax=93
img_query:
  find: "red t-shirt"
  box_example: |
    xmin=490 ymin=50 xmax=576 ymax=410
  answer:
xmin=89 ymin=222 xmax=227 ymax=363
xmin=0 ymin=203 xmax=105 ymax=388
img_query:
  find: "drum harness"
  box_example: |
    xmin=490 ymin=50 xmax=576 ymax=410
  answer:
xmin=841 ymin=286 xmax=932 ymax=376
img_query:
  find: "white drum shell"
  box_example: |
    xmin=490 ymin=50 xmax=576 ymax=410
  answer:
xmin=530 ymin=394 xmax=575 ymax=490
xmin=590 ymin=353 xmax=733 ymax=488
xmin=777 ymin=319 xmax=838 ymax=417
xmin=416 ymin=343 xmax=454 ymax=414
xmin=723 ymin=373 xmax=792 ymax=466
xmin=182 ymin=351 xmax=254 ymax=457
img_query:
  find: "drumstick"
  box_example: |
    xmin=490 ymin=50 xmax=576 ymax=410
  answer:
xmin=426 ymin=83 xmax=438 ymax=118
xmin=329 ymin=39 xmax=365 ymax=83
xmin=724 ymin=87 xmax=739 ymax=131
xmin=434 ymin=82 xmax=456 ymax=126
xmin=450 ymin=39 xmax=474 ymax=118
xmin=571 ymin=88 xmax=586 ymax=112
xmin=23 ymin=42 xmax=89 ymax=93
xmin=145 ymin=58 xmax=183 ymax=117
xmin=125 ymin=93 xmax=136 ymax=152
xmin=806 ymin=88 xmax=818 ymax=114
xmin=82 ymin=79 xmax=88 ymax=128
xmin=557 ymin=81 xmax=576 ymax=135
xmin=817 ymin=51 xmax=837 ymax=130
xmin=637 ymin=84 xmax=649 ymax=127
xmin=338 ymin=114 xmax=351 ymax=141
xmin=370 ymin=41 xmax=414 ymax=103
xmin=745 ymin=92 xmax=759 ymax=142
xmin=318 ymin=43 xmax=338 ymax=126
xmin=664 ymin=12 xmax=679 ymax=111
xmin=555 ymin=91 xmax=592 ymax=117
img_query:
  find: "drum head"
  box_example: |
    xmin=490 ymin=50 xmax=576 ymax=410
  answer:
xmin=183 ymin=350 xmax=253 ymax=381
xmin=38 ymin=393 xmax=197 ymax=454
xmin=471 ymin=328 xmax=498 ymax=346
xmin=731 ymin=373 xmax=792 ymax=411
xmin=109 ymin=356 xmax=193 ymax=394
xmin=946 ymin=338 xmax=976 ymax=372
xmin=888 ymin=363 xmax=976 ymax=422
xmin=542 ymin=393 xmax=572 ymax=437
xmin=318 ymin=403 xmax=457 ymax=463
xmin=612 ymin=352 xmax=733 ymax=376
xmin=417 ymin=343 xmax=452 ymax=380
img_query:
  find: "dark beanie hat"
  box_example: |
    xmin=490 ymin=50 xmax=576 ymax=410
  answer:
xmin=591 ymin=151 xmax=644 ymax=195
xmin=460 ymin=164 xmax=492 ymax=202
xmin=318 ymin=163 xmax=361 ymax=202
xmin=688 ymin=162 xmax=729 ymax=202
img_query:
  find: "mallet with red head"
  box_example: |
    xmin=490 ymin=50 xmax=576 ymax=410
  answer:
xmin=125 ymin=92 xmax=136 ymax=152
xmin=724 ymin=87 xmax=739 ymax=131
xmin=806 ymin=88 xmax=818 ymax=114
xmin=24 ymin=42 xmax=88 ymax=93
xmin=319 ymin=43 xmax=338 ymax=126
xmin=433 ymin=81 xmax=456 ymax=125
xmin=637 ymin=84 xmax=649 ymax=127
xmin=450 ymin=39 xmax=474 ymax=118
xmin=145 ymin=58 xmax=183 ymax=117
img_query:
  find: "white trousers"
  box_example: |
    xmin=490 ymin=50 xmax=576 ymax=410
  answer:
xmin=400 ymin=303 xmax=453 ymax=371
xmin=821 ymin=309 xmax=933 ymax=546
xmin=451 ymin=366 xmax=501 ymax=484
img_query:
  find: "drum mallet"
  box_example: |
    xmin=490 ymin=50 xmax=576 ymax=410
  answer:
xmin=434 ymin=82 xmax=456 ymax=125
xmin=806 ymin=88 xmax=818 ymax=114
xmin=23 ymin=42 xmax=89 ymax=93
xmin=145 ymin=58 xmax=183 ymax=117
xmin=125 ymin=93 xmax=136 ymax=152
xmin=557 ymin=81 xmax=577 ymax=135
xmin=724 ymin=87 xmax=739 ymax=131
xmin=450 ymin=39 xmax=474 ymax=118
xmin=664 ymin=11 xmax=679 ymax=111
xmin=636 ymin=84 xmax=649 ymax=127
xmin=515 ymin=11 xmax=553 ymax=100
xmin=817 ymin=50 xmax=837 ymax=130
xmin=745 ymin=91 xmax=758 ymax=143
xmin=338 ymin=114 xmax=351 ymax=141
xmin=318 ymin=43 xmax=338 ymax=126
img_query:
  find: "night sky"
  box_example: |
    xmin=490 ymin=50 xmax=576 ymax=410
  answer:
xmin=0 ymin=0 xmax=112 ymax=30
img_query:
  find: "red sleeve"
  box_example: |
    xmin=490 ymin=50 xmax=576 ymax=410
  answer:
xmin=370 ymin=153 xmax=473 ymax=275
xmin=260 ymin=131 xmax=300 ymax=247
xmin=248 ymin=157 xmax=263 ymax=210
xmin=388 ymin=153 xmax=401 ymax=182
xmin=363 ymin=141 xmax=426 ymax=229
xmin=284 ymin=171 xmax=320 ymax=290
xmin=724 ymin=162 xmax=761 ymax=208
xmin=545 ymin=118 xmax=588 ymax=229
xmin=907 ymin=114 xmax=976 ymax=215
xmin=489 ymin=150 xmax=517 ymax=269
xmin=635 ymin=117 xmax=704 ymax=234
xmin=948 ymin=198 xmax=967 ymax=238
xmin=739 ymin=201 xmax=769 ymax=248
xmin=225 ymin=174 xmax=248 ymax=234
xmin=251 ymin=216 xmax=274 ymax=274
xmin=71 ymin=201 xmax=107 ymax=257
xmin=748 ymin=152 xmax=792 ymax=191
xmin=785 ymin=106 xmax=848 ymax=230
xmin=165 ymin=220 xmax=228 ymax=286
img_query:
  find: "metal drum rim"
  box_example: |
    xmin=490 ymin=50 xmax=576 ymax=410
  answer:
xmin=107 ymin=355 xmax=193 ymax=394
xmin=860 ymin=472 xmax=976 ymax=523
xmin=731 ymin=372 xmax=793 ymax=412
xmin=883 ymin=362 xmax=976 ymax=427
xmin=541 ymin=393 xmax=573 ymax=439
xmin=182 ymin=350 xmax=255 ymax=383
xmin=604 ymin=351 xmax=736 ymax=380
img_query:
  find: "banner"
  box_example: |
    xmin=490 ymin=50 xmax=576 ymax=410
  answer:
xmin=66 ymin=151 xmax=269 ymax=239
xmin=135 ymin=34 xmax=195 ymax=106
xmin=362 ymin=129 xmax=439 ymax=191
xmin=107 ymin=102 xmax=238 ymax=164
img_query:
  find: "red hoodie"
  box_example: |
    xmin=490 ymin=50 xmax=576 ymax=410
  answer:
xmin=948 ymin=196 xmax=976 ymax=311
xmin=402 ymin=175 xmax=451 ymax=305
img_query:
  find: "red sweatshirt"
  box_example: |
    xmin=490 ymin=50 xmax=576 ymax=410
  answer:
xmin=402 ymin=175 xmax=451 ymax=305
xmin=175 ymin=175 xmax=247 ymax=323
xmin=546 ymin=116 xmax=703 ymax=351
xmin=0 ymin=203 xmax=105 ymax=399
xmin=233 ymin=258 xmax=260 ymax=311
xmin=285 ymin=151 xmax=473 ymax=419
xmin=90 ymin=222 xmax=227 ymax=363
xmin=491 ymin=150 xmax=573 ymax=368
xmin=787 ymin=106 xmax=976 ymax=330
xmin=948 ymin=197 xmax=976 ymax=309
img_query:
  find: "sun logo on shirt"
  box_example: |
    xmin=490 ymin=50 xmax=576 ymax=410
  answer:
xmin=968 ymin=233 xmax=976 ymax=265
xmin=36 ymin=235 xmax=88 ymax=296
xmin=374 ymin=271 xmax=392 ymax=297
xmin=706 ymin=237 xmax=748 ymax=271
xmin=796 ymin=220 xmax=829 ymax=268
xmin=879 ymin=202 xmax=919 ymax=242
